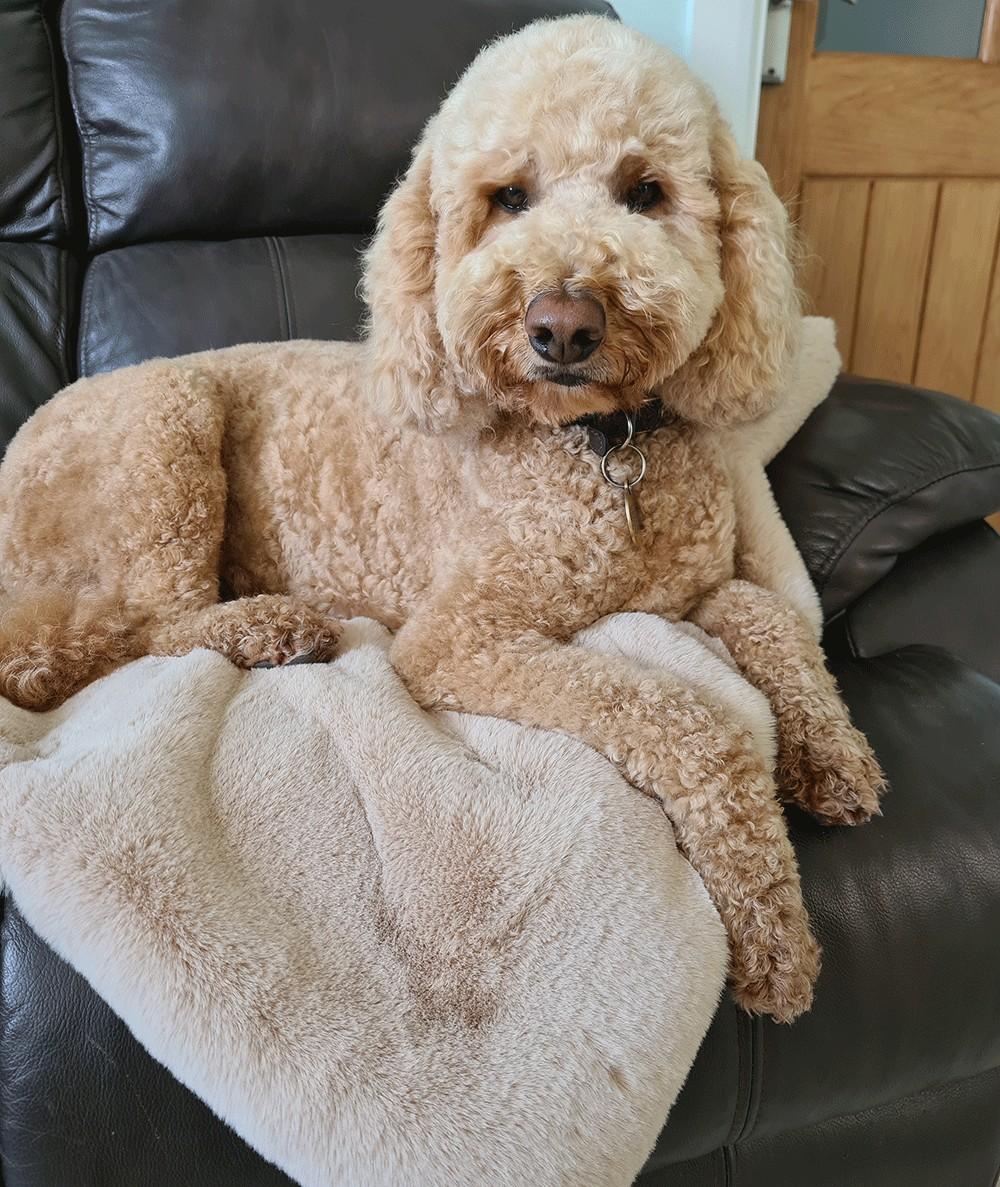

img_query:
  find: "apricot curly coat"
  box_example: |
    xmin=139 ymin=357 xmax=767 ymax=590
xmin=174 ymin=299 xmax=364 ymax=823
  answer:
xmin=0 ymin=16 xmax=883 ymax=1020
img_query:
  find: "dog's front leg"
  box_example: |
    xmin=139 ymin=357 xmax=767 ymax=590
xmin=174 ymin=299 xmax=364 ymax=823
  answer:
xmin=690 ymin=580 xmax=886 ymax=825
xmin=392 ymin=620 xmax=820 ymax=1022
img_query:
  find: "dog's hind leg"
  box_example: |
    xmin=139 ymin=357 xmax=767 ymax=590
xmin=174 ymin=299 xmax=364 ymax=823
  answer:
xmin=0 ymin=363 xmax=232 ymax=709
xmin=90 ymin=370 xmax=343 ymax=670
xmin=0 ymin=361 xmax=339 ymax=703
xmin=0 ymin=591 xmax=139 ymax=711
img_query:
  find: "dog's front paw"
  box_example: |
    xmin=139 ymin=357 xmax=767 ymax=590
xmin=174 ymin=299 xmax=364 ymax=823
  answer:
xmin=728 ymin=882 xmax=821 ymax=1024
xmin=777 ymin=711 xmax=886 ymax=827
xmin=239 ymin=617 xmax=342 ymax=670
xmin=192 ymin=596 xmax=343 ymax=670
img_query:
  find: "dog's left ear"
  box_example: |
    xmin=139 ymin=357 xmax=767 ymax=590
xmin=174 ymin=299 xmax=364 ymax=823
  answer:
xmin=361 ymin=121 xmax=462 ymax=430
xmin=661 ymin=110 xmax=799 ymax=427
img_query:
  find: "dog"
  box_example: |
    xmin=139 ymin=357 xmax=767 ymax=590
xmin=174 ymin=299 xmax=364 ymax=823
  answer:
xmin=0 ymin=16 xmax=884 ymax=1020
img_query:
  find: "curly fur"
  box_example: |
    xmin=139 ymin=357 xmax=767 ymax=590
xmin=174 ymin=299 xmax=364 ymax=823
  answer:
xmin=363 ymin=17 xmax=797 ymax=430
xmin=0 ymin=16 xmax=883 ymax=1021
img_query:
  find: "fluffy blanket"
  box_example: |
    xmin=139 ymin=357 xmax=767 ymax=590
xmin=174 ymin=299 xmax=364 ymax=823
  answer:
xmin=0 ymin=616 xmax=731 ymax=1187
xmin=0 ymin=318 xmax=839 ymax=1187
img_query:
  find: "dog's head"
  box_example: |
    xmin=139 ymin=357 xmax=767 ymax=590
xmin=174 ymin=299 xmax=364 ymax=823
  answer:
xmin=361 ymin=15 xmax=798 ymax=431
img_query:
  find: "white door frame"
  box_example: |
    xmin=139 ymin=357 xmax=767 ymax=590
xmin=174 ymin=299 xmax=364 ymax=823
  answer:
xmin=611 ymin=0 xmax=769 ymax=156
xmin=688 ymin=0 xmax=769 ymax=155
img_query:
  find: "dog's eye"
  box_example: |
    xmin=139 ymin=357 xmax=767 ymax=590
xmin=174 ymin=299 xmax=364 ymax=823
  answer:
xmin=494 ymin=185 xmax=529 ymax=212
xmin=625 ymin=180 xmax=663 ymax=213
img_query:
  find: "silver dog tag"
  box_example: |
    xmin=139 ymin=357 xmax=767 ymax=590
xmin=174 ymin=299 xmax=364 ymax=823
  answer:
xmin=599 ymin=413 xmax=647 ymax=548
xmin=622 ymin=486 xmax=642 ymax=545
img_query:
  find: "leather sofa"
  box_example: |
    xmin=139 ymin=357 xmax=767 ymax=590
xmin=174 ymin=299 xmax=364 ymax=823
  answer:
xmin=2 ymin=2 xmax=1000 ymax=1184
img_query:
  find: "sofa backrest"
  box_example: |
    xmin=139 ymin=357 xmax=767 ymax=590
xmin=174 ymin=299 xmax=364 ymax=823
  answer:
xmin=0 ymin=0 xmax=613 ymax=449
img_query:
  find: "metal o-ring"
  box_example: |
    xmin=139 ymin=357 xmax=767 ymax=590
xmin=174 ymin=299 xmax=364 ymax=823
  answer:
xmin=600 ymin=442 xmax=647 ymax=491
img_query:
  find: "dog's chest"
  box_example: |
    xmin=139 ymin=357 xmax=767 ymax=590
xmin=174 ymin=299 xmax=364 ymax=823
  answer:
xmin=490 ymin=424 xmax=736 ymax=629
xmin=621 ymin=429 xmax=737 ymax=617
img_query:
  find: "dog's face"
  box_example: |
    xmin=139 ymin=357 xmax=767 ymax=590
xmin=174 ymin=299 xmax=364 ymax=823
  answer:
xmin=363 ymin=16 xmax=798 ymax=431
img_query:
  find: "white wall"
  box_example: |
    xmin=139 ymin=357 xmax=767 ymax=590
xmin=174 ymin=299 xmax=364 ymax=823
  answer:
xmin=611 ymin=0 xmax=768 ymax=157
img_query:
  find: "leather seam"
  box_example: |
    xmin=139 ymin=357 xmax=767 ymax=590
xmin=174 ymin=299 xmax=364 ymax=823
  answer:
xmin=815 ymin=457 xmax=1000 ymax=596
xmin=39 ymin=5 xmax=69 ymax=242
xmin=748 ymin=1013 xmax=764 ymax=1138
xmin=734 ymin=1063 xmax=1000 ymax=1151
xmin=843 ymin=608 xmax=861 ymax=659
xmin=725 ymin=1009 xmax=750 ymax=1145
xmin=79 ymin=256 xmax=95 ymax=377
xmin=274 ymin=237 xmax=298 ymax=338
xmin=56 ymin=247 xmax=70 ymax=386
xmin=726 ymin=1009 xmax=763 ymax=1146
xmin=60 ymin=5 xmax=97 ymax=249
xmin=265 ymin=236 xmax=292 ymax=340
xmin=745 ymin=1013 xmax=763 ymax=1139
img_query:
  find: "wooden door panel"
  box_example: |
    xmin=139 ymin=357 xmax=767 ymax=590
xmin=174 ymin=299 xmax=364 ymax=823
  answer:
xmin=799 ymin=178 xmax=869 ymax=363
xmin=798 ymin=178 xmax=1000 ymax=398
xmin=915 ymin=181 xmax=1000 ymax=397
xmin=804 ymin=54 xmax=1000 ymax=178
xmin=852 ymin=180 xmax=938 ymax=382
xmin=756 ymin=1 xmax=818 ymax=206
xmin=977 ymin=266 xmax=1000 ymax=411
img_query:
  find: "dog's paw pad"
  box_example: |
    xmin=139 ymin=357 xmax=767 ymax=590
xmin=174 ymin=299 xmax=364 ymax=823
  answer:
xmin=228 ymin=614 xmax=341 ymax=671
xmin=252 ymin=649 xmax=323 ymax=670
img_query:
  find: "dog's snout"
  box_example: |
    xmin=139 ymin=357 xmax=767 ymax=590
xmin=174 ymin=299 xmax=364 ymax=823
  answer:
xmin=525 ymin=292 xmax=606 ymax=365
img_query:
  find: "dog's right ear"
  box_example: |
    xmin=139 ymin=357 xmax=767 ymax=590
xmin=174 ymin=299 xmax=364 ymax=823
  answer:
xmin=361 ymin=127 xmax=461 ymax=429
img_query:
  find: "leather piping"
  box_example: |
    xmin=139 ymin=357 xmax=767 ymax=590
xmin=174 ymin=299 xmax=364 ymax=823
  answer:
xmin=59 ymin=4 xmax=97 ymax=250
xmin=723 ymin=1008 xmax=764 ymax=1162
xmin=78 ymin=255 xmax=96 ymax=377
xmin=265 ymin=235 xmax=293 ymax=340
xmin=275 ymin=237 xmax=298 ymax=339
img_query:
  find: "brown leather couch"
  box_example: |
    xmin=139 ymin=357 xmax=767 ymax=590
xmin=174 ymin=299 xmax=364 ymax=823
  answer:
xmin=2 ymin=2 xmax=1000 ymax=1184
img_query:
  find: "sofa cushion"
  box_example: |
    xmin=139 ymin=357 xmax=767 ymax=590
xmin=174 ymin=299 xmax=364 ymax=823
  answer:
xmin=0 ymin=243 xmax=75 ymax=452
xmin=80 ymin=234 xmax=366 ymax=375
xmin=752 ymin=647 xmax=1000 ymax=1135
xmin=768 ymin=377 xmax=1000 ymax=618
xmin=62 ymin=0 xmax=614 ymax=249
xmin=0 ymin=0 xmax=73 ymax=241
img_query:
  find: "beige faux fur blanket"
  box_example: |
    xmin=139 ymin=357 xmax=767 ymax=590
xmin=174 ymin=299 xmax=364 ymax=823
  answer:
xmin=0 ymin=616 xmax=734 ymax=1187
xmin=0 ymin=318 xmax=838 ymax=1187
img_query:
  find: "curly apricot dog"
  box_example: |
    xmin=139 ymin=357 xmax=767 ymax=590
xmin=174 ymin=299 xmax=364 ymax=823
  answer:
xmin=0 ymin=16 xmax=883 ymax=1020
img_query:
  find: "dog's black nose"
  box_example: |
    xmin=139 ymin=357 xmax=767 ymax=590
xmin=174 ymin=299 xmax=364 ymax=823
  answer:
xmin=525 ymin=292 xmax=606 ymax=364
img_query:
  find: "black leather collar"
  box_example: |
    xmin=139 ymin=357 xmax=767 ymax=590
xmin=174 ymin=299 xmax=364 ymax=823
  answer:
xmin=571 ymin=397 xmax=667 ymax=455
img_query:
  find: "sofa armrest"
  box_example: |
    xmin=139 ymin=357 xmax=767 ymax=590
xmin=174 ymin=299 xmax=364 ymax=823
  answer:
xmin=825 ymin=520 xmax=1000 ymax=685
xmin=767 ymin=377 xmax=1000 ymax=617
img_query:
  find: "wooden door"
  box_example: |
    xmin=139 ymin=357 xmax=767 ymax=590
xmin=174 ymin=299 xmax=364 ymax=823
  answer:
xmin=757 ymin=0 xmax=1000 ymax=412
